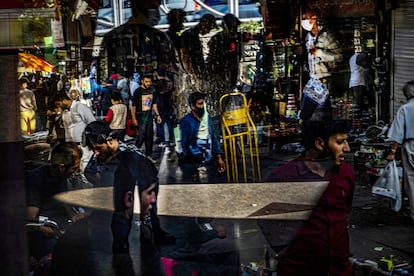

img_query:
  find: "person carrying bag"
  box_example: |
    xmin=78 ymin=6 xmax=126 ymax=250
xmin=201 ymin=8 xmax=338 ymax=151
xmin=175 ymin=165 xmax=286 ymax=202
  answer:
xmin=371 ymin=160 xmax=402 ymax=212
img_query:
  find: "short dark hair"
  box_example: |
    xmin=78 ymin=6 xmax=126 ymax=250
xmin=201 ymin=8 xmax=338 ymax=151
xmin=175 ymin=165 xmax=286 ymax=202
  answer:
xmin=142 ymin=74 xmax=153 ymax=80
xmin=188 ymin=91 xmax=206 ymax=106
xmin=19 ymin=77 xmax=30 ymax=85
xmin=54 ymin=92 xmax=71 ymax=102
xmin=82 ymin=121 xmax=112 ymax=149
xmin=200 ymin=14 xmax=217 ymax=29
xmin=111 ymin=91 xmax=122 ymax=101
xmin=301 ymin=120 xmax=351 ymax=150
xmin=403 ymin=80 xmax=414 ymax=100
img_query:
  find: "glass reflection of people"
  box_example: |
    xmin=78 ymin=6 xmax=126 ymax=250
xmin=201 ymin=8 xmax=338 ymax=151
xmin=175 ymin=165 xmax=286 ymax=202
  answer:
xmin=265 ymin=120 xmax=355 ymax=275
xmin=20 ymin=77 xmax=37 ymax=134
xmin=176 ymin=14 xmax=219 ymax=120
xmin=83 ymin=122 xmax=174 ymax=259
xmin=300 ymin=8 xmax=343 ymax=121
xmin=26 ymin=143 xmax=87 ymax=274
xmin=208 ymin=13 xmax=242 ymax=88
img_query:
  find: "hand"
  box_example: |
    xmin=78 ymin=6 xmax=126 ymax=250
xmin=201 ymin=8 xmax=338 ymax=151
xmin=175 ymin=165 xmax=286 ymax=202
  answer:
xmin=132 ymin=118 xmax=138 ymax=126
xmin=215 ymin=225 xmax=226 ymax=238
xmin=156 ymin=116 xmax=162 ymax=124
xmin=216 ymin=155 xmax=225 ymax=173
xmin=309 ymin=46 xmax=318 ymax=55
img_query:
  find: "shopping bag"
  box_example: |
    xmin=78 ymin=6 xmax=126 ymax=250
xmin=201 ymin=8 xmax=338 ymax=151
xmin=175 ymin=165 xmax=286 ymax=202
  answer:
xmin=371 ymin=160 xmax=402 ymax=212
xmin=302 ymin=78 xmax=329 ymax=107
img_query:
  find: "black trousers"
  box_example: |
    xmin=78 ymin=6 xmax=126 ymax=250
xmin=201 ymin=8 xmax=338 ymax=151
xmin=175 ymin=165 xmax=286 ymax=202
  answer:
xmin=136 ymin=121 xmax=154 ymax=157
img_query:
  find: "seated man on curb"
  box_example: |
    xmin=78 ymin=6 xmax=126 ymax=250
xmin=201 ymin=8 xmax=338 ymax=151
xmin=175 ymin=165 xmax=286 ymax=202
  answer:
xmin=83 ymin=121 xmax=175 ymax=255
xmin=178 ymin=91 xmax=225 ymax=173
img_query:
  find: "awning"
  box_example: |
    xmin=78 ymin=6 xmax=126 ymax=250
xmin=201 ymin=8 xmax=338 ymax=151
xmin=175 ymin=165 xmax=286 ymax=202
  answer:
xmin=18 ymin=53 xmax=56 ymax=73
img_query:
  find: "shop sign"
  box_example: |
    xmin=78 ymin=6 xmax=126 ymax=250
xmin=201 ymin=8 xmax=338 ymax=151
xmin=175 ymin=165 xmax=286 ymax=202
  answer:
xmin=307 ymin=0 xmax=375 ymax=17
xmin=242 ymin=40 xmax=260 ymax=62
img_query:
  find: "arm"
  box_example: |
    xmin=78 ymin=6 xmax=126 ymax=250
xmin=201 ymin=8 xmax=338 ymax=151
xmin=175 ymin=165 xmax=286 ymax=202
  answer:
xmin=386 ymin=107 xmax=406 ymax=160
xmin=131 ymin=91 xmax=138 ymax=126
xmin=386 ymin=141 xmax=400 ymax=161
xmin=131 ymin=105 xmax=138 ymax=126
xmin=180 ymin=118 xmax=190 ymax=157
xmin=79 ymin=102 xmax=96 ymax=124
xmin=105 ymin=108 xmax=114 ymax=123
xmin=153 ymin=103 xmax=162 ymax=124
xmin=32 ymin=92 xmax=38 ymax=111
xmin=208 ymin=117 xmax=225 ymax=172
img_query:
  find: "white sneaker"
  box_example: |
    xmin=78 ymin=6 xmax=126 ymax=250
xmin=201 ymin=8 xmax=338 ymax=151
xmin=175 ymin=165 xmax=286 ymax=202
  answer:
xmin=158 ymin=142 xmax=168 ymax=148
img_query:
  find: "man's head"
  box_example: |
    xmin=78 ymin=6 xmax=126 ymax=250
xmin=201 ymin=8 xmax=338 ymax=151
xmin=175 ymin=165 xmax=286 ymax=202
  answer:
xmin=222 ymin=13 xmax=241 ymax=33
xmin=50 ymin=142 xmax=82 ymax=176
xmin=55 ymin=92 xmax=72 ymax=110
xmin=302 ymin=8 xmax=321 ymax=35
xmin=111 ymin=91 xmax=122 ymax=103
xmin=301 ymin=120 xmax=351 ymax=165
xmin=131 ymin=0 xmax=161 ymax=20
xmin=199 ymin=14 xmax=217 ymax=35
xmin=188 ymin=91 xmax=206 ymax=119
xmin=139 ymin=177 xmax=158 ymax=217
xmin=403 ymin=80 xmax=414 ymax=100
xmin=167 ymin=8 xmax=186 ymax=30
xmin=68 ymin=89 xmax=80 ymax=101
xmin=141 ymin=74 xmax=153 ymax=89
xmin=83 ymin=121 xmax=119 ymax=159
xmin=19 ymin=77 xmax=30 ymax=88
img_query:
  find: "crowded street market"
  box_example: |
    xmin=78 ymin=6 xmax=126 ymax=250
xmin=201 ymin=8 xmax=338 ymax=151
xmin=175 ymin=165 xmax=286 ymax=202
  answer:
xmin=1 ymin=0 xmax=414 ymax=275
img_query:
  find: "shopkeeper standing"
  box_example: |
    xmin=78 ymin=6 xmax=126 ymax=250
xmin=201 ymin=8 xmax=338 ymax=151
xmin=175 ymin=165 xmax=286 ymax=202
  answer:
xmin=300 ymin=8 xmax=342 ymax=122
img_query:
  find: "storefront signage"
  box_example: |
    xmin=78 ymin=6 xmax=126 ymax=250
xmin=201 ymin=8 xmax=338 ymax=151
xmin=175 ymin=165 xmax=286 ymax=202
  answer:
xmin=242 ymin=40 xmax=260 ymax=62
xmin=308 ymin=0 xmax=375 ymax=17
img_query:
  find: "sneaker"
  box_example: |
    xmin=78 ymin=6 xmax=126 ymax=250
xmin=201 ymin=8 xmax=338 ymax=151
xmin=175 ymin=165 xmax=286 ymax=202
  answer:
xmin=146 ymin=156 xmax=157 ymax=164
xmin=124 ymin=135 xmax=135 ymax=141
xmin=158 ymin=142 xmax=168 ymax=148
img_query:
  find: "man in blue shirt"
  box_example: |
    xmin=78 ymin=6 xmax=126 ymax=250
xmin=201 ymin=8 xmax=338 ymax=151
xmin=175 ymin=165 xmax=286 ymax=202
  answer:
xmin=387 ymin=80 xmax=414 ymax=222
xmin=179 ymin=91 xmax=225 ymax=173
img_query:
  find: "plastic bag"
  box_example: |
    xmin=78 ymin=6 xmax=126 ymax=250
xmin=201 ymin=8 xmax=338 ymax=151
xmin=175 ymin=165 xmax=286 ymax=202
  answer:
xmin=302 ymin=78 xmax=329 ymax=107
xmin=371 ymin=160 xmax=402 ymax=212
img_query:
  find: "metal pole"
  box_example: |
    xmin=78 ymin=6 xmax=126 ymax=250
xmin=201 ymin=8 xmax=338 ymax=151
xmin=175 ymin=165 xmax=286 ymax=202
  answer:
xmin=112 ymin=0 xmax=120 ymax=28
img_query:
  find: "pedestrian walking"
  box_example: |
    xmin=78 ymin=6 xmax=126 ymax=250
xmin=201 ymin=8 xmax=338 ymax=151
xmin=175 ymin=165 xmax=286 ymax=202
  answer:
xmin=386 ymin=80 xmax=414 ymax=222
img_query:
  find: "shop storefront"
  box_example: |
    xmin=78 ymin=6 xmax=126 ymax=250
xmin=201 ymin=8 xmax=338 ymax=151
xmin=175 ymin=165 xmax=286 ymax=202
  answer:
xmin=391 ymin=1 xmax=414 ymax=120
xmin=257 ymin=0 xmax=393 ymax=130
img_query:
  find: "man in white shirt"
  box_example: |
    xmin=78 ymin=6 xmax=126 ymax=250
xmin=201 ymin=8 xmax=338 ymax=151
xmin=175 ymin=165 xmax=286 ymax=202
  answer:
xmin=349 ymin=52 xmax=370 ymax=109
xmin=56 ymin=92 xmax=96 ymax=172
